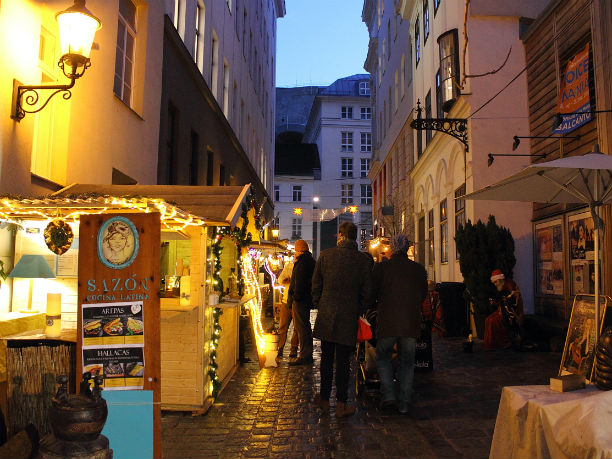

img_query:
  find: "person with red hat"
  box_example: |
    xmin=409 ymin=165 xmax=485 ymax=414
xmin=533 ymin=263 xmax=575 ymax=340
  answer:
xmin=483 ymin=269 xmax=524 ymax=350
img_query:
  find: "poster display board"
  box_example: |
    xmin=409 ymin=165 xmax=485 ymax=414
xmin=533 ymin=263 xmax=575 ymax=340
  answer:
xmin=569 ymin=213 xmax=600 ymax=295
xmin=559 ymin=294 xmax=609 ymax=381
xmin=535 ymin=220 xmax=564 ymax=295
xmin=78 ymin=213 xmax=160 ymax=457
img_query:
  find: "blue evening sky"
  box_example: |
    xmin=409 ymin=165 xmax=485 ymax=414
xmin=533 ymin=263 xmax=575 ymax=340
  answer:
xmin=276 ymin=0 xmax=370 ymax=87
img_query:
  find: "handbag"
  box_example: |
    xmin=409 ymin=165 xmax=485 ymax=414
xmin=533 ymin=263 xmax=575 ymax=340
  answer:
xmin=357 ymin=316 xmax=373 ymax=342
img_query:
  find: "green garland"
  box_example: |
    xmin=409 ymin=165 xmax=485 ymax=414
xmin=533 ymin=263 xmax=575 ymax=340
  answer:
xmin=207 ymin=307 xmax=223 ymax=398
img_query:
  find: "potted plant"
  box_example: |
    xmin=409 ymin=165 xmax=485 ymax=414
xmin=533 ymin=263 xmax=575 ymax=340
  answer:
xmin=455 ymin=216 xmax=516 ymax=338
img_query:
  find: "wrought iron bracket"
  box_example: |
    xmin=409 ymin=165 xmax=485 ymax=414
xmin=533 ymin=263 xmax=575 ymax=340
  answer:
xmin=11 ymin=59 xmax=86 ymax=121
xmin=410 ymin=100 xmax=469 ymax=151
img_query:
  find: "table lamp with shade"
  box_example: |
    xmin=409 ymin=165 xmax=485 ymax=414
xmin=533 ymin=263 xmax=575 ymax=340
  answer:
xmin=7 ymin=255 xmax=56 ymax=313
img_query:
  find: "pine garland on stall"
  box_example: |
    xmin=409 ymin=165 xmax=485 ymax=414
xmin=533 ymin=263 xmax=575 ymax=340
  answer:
xmin=208 ymin=307 xmax=223 ymax=398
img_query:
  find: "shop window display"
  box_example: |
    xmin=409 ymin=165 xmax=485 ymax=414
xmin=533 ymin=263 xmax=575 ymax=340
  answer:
xmin=569 ymin=213 xmax=600 ymax=295
xmin=535 ymin=219 xmax=563 ymax=296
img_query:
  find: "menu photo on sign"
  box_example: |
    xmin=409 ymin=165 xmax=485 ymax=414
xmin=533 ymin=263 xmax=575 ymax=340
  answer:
xmin=83 ymin=301 xmax=144 ymax=346
xmin=83 ymin=345 xmax=145 ymax=390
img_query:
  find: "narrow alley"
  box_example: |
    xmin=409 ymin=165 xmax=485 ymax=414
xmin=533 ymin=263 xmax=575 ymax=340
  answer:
xmin=162 ymin=326 xmax=559 ymax=459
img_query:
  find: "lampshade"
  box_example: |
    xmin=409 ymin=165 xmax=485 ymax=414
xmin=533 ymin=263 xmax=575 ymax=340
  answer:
xmin=8 ymin=255 xmax=56 ymax=279
xmin=56 ymin=0 xmax=102 ymax=64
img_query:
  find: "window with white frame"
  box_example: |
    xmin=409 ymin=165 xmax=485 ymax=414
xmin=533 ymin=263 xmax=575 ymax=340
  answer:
xmin=211 ymin=30 xmax=219 ymax=97
xmin=194 ymin=2 xmax=205 ymax=69
xmin=225 ymin=0 xmax=232 ymax=11
xmin=361 ymin=158 xmax=370 ymax=177
xmin=173 ymin=0 xmax=182 ymax=29
xmin=423 ymin=0 xmax=430 ymax=43
xmin=361 ymin=184 xmax=372 ymax=204
xmin=222 ymin=60 xmax=230 ymax=118
xmin=428 ymin=208 xmax=434 ymax=265
xmin=341 ymin=158 xmax=353 ymax=177
xmin=394 ymin=70 xmax=399 ymax=111
xmin=440 ymin=199 xmax=448 ymax=263
xmin=341 ymin=132 xmax=353 ymax=152
xmin=292 ymin=185 xmax=302 ymax=202
xmin=341 ymin=106 xmax=353 ymax=119
xmin=274 ymin=185 xmax=279 ymax=201
xmin=361 ymin=132 xmax=372 ymax=152
xmin=114 ymin=0 xmax=136 ymax=106
xmin=291 ymin=218 xmax=302 ymax=239
xmin=360 ymin=107 xmax=372 ymax=119
xmin=341 ymin=184 xmax=354 ymax=204
xmin=415 ymin=17 xmax=421 ymax=65
xmin=359 ymin=81 xmax=370 ymax=96
xmin=434 ymin=0 xmax=441 ymax=14
xmin=455 ymin=183 xmax=465 ymax=257
xmin=401 ymin=54 xmax=406 ymax=98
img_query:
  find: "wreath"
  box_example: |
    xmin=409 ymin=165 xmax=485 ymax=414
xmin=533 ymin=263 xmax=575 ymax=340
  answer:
xmin=44 ymin=219 xmax=74 ymax=255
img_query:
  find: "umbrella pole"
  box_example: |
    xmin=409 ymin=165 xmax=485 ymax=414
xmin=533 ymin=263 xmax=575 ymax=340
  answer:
xmin=595 ymin=224 xmax=600 ymax=344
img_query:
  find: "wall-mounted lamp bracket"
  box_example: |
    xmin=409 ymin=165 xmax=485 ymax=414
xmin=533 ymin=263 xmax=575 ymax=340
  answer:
xmin=487 ymin=152 xmax=547 ymax=167
xmin=410 ymin=100 xmax=469 ymax=151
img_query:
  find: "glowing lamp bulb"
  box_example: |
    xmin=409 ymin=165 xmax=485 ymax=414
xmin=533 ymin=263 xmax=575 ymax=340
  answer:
xmin=56 ymin=0 xmax=102 ymax=66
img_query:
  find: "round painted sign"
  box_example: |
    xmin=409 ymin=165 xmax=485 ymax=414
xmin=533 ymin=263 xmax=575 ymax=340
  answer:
xmin=97 ymin=216 xmax=140 ymax=269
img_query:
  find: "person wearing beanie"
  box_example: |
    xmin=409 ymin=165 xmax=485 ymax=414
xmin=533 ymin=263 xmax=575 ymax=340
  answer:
xmin=483 ymin=269 xmax=524 ymax=350
xmin=312 ymin=222 xmax=372 ymax=417
xmin=372 ymin=233 xmax=427 ymax=414
xmin=276 ymin=259 xmax=299 ymax=360
xmin=287 ymin=239 xmax=315 ymax=366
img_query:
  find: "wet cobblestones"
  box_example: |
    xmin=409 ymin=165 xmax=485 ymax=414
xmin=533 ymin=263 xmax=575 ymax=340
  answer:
xmin=163 ymin=318 xmax=560 ymax=458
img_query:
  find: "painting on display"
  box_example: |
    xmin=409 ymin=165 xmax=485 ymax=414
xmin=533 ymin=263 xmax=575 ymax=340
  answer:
xmin=536 ymin=222 xmax=563 ymax=295
xmin=569 ymin=215 xmax=599 ymax=295
xmin=559 ymin=295 xmax=608 ymax=381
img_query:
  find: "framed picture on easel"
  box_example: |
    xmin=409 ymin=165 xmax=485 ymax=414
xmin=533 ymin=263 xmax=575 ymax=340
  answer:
xmin=559 ymin=294 xmax=609 ymax=381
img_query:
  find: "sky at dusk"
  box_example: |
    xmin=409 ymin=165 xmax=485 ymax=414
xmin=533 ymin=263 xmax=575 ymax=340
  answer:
xmin=276 ymin=0 xmax=370 ymax=88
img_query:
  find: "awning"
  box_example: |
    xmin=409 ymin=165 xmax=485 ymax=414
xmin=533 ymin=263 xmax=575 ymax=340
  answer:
xmin=0 ymin=183 xmax=252 ymax=230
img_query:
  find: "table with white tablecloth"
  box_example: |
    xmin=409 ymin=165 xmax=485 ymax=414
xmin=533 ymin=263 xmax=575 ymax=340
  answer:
xmin=489 ymin=384 xmax=612 ymax=459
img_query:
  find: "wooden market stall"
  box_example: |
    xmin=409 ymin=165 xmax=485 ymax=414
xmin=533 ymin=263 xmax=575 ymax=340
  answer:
xmin=0 ymin=184 xmax=255 ymax=430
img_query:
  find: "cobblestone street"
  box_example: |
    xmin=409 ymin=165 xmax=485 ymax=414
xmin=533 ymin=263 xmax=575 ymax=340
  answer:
xmin=162 ymin=316 xmax=560 ymax=459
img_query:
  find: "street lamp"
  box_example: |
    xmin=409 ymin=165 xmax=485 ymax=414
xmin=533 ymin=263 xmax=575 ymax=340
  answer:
xmin=11 ymin=0 xmax=102 ymax=121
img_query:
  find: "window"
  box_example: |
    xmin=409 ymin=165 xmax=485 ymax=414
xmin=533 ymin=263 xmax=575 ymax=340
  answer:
xmin=211 ymin=31 xmax=219 ymax=97
xmin=359 ymin=81 xmax=370 ymax=96
xmin=225 ymin=0 xmax=232 ymax=11
xmin=423 ymin=0 xmax=430 ymax=44
xmin=388 ymin=87 xmax=392 ymax=127
xmin=114 ymin=0 xmax=136 ymax=105
xmin=428 ymin=209 xmax=434 ymax=265
xmin=360 ymin=107 xmax=372 ymax=119
xmin=387 ymin=19 xmax=391 ymax=59
xmin=173 ymin=0 xmax=182 ymax=30
xmin=361 ymin=185 xmax=372 ymax=205
xmin=438 ymin=29 xmax=460 ymax=112
xmin=341 ymin=158 xmax=353 ymax=177
xmin=341 ymin=106 xmax=353 ymax=119
xmin=166 ymin=103 xmax=178 ymax=184
xmin=401 ymin=54 xmax=406 ymax=98
xmin=417 ymin=122 xmax=423 ymax=159
xmin=425 ymin=90 xmax=432 ymax=144
xmin=206 ymin=150 xmax=214 ymax=185
xmin=194 ymin=2 xmax=205 ymax=70
xmin=341 ymin=184 xmax=354 ymax=204
xmin=341 ymin=132 xmax=353 ymax=152
xmin=436 ymin=69 xmax=443 ymax=118
xmin=455 ymin=183 xmax=465 ymax=256
xmin=222 ymin=60 xmax=230 ymax=117
xmin=189 ymin=131 xmax=199 ymax=185
xmin=415 ymin=17 xmax=421 ymax=65
xmin=292 ymin=185 xmax=302 ymax=202
xmin=382 ymin=39 xmax=386 ymax=72
xmin=361 ymin=132 xmax=372 ymax=152
xmin=361 ymin=158 xmax=370 ymax=177
xmin=291 ymin=218 xmax=302 ymax=239
xmin=440 ymin=199 xmax=448 ymax=263
xmin=394 ymin=70 xmax=399 ymax=111
xmin=219 ymin=164 xmax=226 ymax=186
xmin=274 ymin=185 xmax=279 ymax=201
xmin=434 ymin=0 xmax=441 ymax=14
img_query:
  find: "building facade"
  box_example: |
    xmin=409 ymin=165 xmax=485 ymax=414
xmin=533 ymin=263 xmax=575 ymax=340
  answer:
xmin=158 ymin=0 xmax=285 ymax=216
xmin=523 ymin=0 xmax=612 ymax=319
xmin=303 ymin=75 xmax=373 ymax=255
xmin=363 ymin=0 xmax=415 ymax=252
xmin=378 ymin=0 xmax=548 ymax=314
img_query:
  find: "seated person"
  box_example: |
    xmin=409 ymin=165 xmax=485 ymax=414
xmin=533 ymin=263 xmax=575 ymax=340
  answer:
xmin=483 ymin=269 xmax=524 ymax=350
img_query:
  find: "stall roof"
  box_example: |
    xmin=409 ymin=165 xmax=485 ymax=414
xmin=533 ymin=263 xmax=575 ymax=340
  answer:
xmin=0 ymin=184 xmax=251 ymax=229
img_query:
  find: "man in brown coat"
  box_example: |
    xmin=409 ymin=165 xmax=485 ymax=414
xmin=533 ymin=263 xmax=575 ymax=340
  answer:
xmin=372 ymin=234 xmax=427 ymax=414
xmin=312 ymin=222 xmax=372 ymax=417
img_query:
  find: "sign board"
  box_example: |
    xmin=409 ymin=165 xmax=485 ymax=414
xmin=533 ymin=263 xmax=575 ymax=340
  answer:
xmin=553 ymin=44 xmax=591 ymax=134
xmin=78 ymin=213 xmax=160 ymax=457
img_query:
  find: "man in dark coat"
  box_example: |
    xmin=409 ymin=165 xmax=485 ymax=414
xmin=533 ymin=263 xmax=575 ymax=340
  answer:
xmin=372 ymin=234 xmax=427 ymax=414
xmin=312 ymin=222 xmax=372 ymax=417
xmin=287 ymin=239 xmax=316 ymax=365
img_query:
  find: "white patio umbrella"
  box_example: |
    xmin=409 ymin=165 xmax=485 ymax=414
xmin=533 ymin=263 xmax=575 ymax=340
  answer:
xmin=465 ymin=144 xmax=612 ymax=342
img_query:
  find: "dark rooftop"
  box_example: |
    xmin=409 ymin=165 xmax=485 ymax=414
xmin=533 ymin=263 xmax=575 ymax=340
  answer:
xmin=319 ymin=74 xmax=371 ymax=97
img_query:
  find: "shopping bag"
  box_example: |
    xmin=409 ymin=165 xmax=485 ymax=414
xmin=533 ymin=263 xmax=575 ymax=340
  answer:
xmin=357 ymin=316 xmax=373 ymax=342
